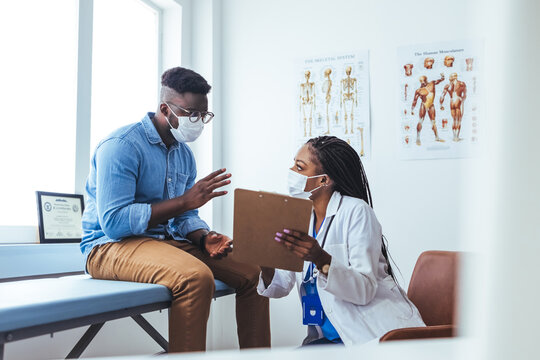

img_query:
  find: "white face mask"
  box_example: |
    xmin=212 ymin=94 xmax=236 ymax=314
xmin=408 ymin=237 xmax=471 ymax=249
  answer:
xmin=165 ymin=103 xmax=204 ymax=143
xmin=287 ymin=169 xmax=327 ymax=199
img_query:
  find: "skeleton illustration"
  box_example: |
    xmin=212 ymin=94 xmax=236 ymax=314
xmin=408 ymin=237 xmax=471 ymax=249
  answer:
xmin=299 ymin=70 xmax=316 ymax=137
xmin=340 ymin=66 xmax=358 ymax=134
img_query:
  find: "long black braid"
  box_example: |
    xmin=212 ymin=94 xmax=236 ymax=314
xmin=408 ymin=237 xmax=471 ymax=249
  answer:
xmin=307 ymin=136 xmax=397 ymax=282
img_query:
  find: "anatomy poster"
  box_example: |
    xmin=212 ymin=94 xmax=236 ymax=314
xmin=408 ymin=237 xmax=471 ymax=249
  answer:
xmin=398 ymin=40 xmax=483 ymax=160
xmin=296 ymin=51 xmax=370 ymax=158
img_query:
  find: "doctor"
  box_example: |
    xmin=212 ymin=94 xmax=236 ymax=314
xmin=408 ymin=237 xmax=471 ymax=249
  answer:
xmin=259 ymin=136 xmax=425 ymax=346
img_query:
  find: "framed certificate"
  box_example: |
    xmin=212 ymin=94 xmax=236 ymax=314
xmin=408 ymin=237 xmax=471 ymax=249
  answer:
xmin=36 ymin=191 xmax=85 ymax=243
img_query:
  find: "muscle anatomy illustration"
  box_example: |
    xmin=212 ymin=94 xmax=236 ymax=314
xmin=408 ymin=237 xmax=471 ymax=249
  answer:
xmin=411 ymin=73 xmax=445 ymax=145
xmin=440 ymin=73 xmax=467 ymax=142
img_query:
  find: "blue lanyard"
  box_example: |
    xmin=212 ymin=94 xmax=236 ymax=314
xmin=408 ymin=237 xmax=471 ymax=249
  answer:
xmin=303 ymin=197 xmax=342 ymax=282
xmin=305 ymin=218 xmax=326 ymax=281
xmin=304 ymin=215 xmax=336 ymax=282
xmin=312 ymin=217 xmax=326 ymax=238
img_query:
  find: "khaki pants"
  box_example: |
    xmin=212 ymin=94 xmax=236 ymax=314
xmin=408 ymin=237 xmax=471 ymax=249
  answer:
xmin=86 ymin=237 xmax=270 ymax=353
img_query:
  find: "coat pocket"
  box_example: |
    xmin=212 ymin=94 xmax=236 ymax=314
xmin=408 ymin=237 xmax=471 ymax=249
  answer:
xmin=325 ymin=244 xmax=348 ymax=265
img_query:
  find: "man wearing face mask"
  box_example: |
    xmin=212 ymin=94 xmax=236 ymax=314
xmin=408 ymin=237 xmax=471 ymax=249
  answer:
xmin=81 ymin=67 xmax=270 ymax=353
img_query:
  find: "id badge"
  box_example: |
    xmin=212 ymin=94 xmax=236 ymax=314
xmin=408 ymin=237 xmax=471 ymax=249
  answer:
xmin=302 ymin=293 xmax=324 ymax=326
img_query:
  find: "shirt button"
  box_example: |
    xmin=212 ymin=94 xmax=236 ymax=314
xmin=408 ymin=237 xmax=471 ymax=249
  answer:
xmin=168 ymin=178 xmax=172 ymax=182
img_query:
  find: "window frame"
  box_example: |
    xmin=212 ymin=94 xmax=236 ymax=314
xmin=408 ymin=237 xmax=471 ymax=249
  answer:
xmin=0 ymin=0 xmax=188 ymax=244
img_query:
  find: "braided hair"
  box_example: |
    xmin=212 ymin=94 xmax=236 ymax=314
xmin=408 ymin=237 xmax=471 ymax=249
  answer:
xmin=306 ymin=136 xmax=396 ymax=282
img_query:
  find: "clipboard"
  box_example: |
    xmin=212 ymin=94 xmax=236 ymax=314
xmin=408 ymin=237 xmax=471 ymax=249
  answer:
xmin=232 ymin=188 xmax=312 ymax=272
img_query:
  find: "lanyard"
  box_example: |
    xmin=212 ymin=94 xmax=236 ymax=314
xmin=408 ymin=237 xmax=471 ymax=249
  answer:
xmin=303 ymin=197 xmax=343 ymax=282
xmin=304 ymin=214 xmax=336 ymax=282
xmin=312 ymin=217 xmax=326 ymax=238
xmin=317 ymin=215 xmax=335 ymax=250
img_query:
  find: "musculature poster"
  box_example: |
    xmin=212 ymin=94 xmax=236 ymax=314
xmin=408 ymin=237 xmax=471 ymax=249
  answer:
xmin=397 ymin=40 xmax=483 ymax=160
xmin=296 ymin=51 xmax=371 ymax=158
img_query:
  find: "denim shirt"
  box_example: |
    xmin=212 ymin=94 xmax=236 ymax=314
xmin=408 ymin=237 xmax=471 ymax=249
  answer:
xmin=80 ymin=112 xmax=209 ymax=263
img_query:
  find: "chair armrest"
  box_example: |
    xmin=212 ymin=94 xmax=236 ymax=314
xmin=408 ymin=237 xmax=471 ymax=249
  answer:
xmin=379 ymin=324 xmax=456 ymax=342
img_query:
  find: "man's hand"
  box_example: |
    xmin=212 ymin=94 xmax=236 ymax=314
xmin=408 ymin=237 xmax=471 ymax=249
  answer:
xmin=148 ymin=169 xmax=231 ymax=229
xmin=183 ymin=169 xmax=231 ymax=210
xmin=205 ymin=231 xmax=233 ymax=259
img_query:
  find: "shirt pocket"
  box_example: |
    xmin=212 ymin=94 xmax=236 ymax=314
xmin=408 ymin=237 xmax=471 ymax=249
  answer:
xmin=175 ymin=173 xmax=189 ymax=196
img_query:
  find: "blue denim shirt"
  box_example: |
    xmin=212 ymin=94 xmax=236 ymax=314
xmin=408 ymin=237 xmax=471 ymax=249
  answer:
xmin=80 ymin=113 xmax=209 ymax=263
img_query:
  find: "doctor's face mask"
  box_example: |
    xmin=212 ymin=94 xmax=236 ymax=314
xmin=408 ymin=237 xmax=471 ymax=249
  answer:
xmin=287 ymin=170 xmax=327 ymax=199
xmin=288 ymin=144 xmax=328 ymax=199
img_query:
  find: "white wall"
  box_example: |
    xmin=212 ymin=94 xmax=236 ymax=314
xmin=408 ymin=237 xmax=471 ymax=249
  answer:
xmin=4 ymin=0 xmax=492 ymax=357
xmin=210 ymin=0 xmax=475 ymax=349
xmin=464 ymin=1 xmax=540 ymax=359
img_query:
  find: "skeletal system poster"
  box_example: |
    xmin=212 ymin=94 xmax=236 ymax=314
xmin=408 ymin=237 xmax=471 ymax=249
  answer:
xmin=297 ymin=51 xmax=370 ymax=158
xmin=398 ymin=40 xmax=483 ymax=160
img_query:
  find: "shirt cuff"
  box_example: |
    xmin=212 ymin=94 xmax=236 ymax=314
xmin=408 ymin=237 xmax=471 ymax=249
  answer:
xmin=257 ymin=272 xmax=277 ymax=297
xmin=257 ymin=271 xmax=290 ymax=297
xmin=173 ymin=217 xmax=210 ymax=240
xmin=257 ymin=273 xmax=267 ymax=296
xmin=129 ymin=203 xmax=152 ymax=235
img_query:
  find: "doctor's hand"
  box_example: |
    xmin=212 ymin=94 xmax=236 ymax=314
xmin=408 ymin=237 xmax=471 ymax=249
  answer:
xmin=205 ymin=231 xmax=233 ymax=259
xmin=182 ymin=169 xmax=232 ymax=210
xmin=275 ymin=229 xmax=331 ymax=268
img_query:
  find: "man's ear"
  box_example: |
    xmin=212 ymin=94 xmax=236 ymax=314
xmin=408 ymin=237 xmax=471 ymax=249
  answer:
xmin=160 ymin=103 xmax=169 ymax=117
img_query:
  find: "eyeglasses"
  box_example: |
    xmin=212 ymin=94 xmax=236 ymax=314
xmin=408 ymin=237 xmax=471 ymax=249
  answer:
xmin=166 ymin=102 xmax=215 ymax=124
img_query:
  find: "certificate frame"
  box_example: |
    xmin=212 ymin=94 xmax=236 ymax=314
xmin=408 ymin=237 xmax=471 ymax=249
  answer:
xmin=36 ymin=191 xmax=85 ymax=244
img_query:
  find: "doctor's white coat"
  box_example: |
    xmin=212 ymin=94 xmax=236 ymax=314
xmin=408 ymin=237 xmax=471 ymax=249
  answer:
xmin=258 ymin=191 xmax=425 ymax=345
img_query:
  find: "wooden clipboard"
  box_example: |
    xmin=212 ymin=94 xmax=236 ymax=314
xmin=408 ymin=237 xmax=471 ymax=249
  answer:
xmin=232 ymin=188 xmax=312 ymax=272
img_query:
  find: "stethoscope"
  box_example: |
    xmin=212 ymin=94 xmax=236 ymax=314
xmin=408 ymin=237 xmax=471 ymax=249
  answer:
xmin=302 ymin=197 xmax=342 ymax=283
xmin=302 ymin=216 xmax=335 ymax=284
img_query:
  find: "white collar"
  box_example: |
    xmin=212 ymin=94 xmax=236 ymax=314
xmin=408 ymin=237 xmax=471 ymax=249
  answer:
xmin=311 ymin=191 xmax=342 ymax=220
xmin=325 ymin=191 xmax=342 ymax=218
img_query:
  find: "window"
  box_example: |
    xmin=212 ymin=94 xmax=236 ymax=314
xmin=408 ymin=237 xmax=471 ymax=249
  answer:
xmin=91 ymin=0 xmax=160 ymax=151
xmin=0 ymin=0 xmax=78 ymax=226
xmin=0 ymin=0 xmax=186 ymax=242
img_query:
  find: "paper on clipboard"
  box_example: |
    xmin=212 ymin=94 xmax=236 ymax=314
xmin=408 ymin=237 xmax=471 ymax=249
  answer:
xmin=232 ymin=188 xmax=312 ymax=272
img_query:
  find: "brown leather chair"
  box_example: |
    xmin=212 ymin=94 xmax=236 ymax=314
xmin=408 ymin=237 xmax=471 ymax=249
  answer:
xmin=380 ymin=250 xmax=460 ymax=342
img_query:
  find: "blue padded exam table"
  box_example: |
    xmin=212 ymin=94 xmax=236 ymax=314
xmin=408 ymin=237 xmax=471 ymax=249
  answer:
xmin=0 ymin=275 xmax=234 ymax=359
